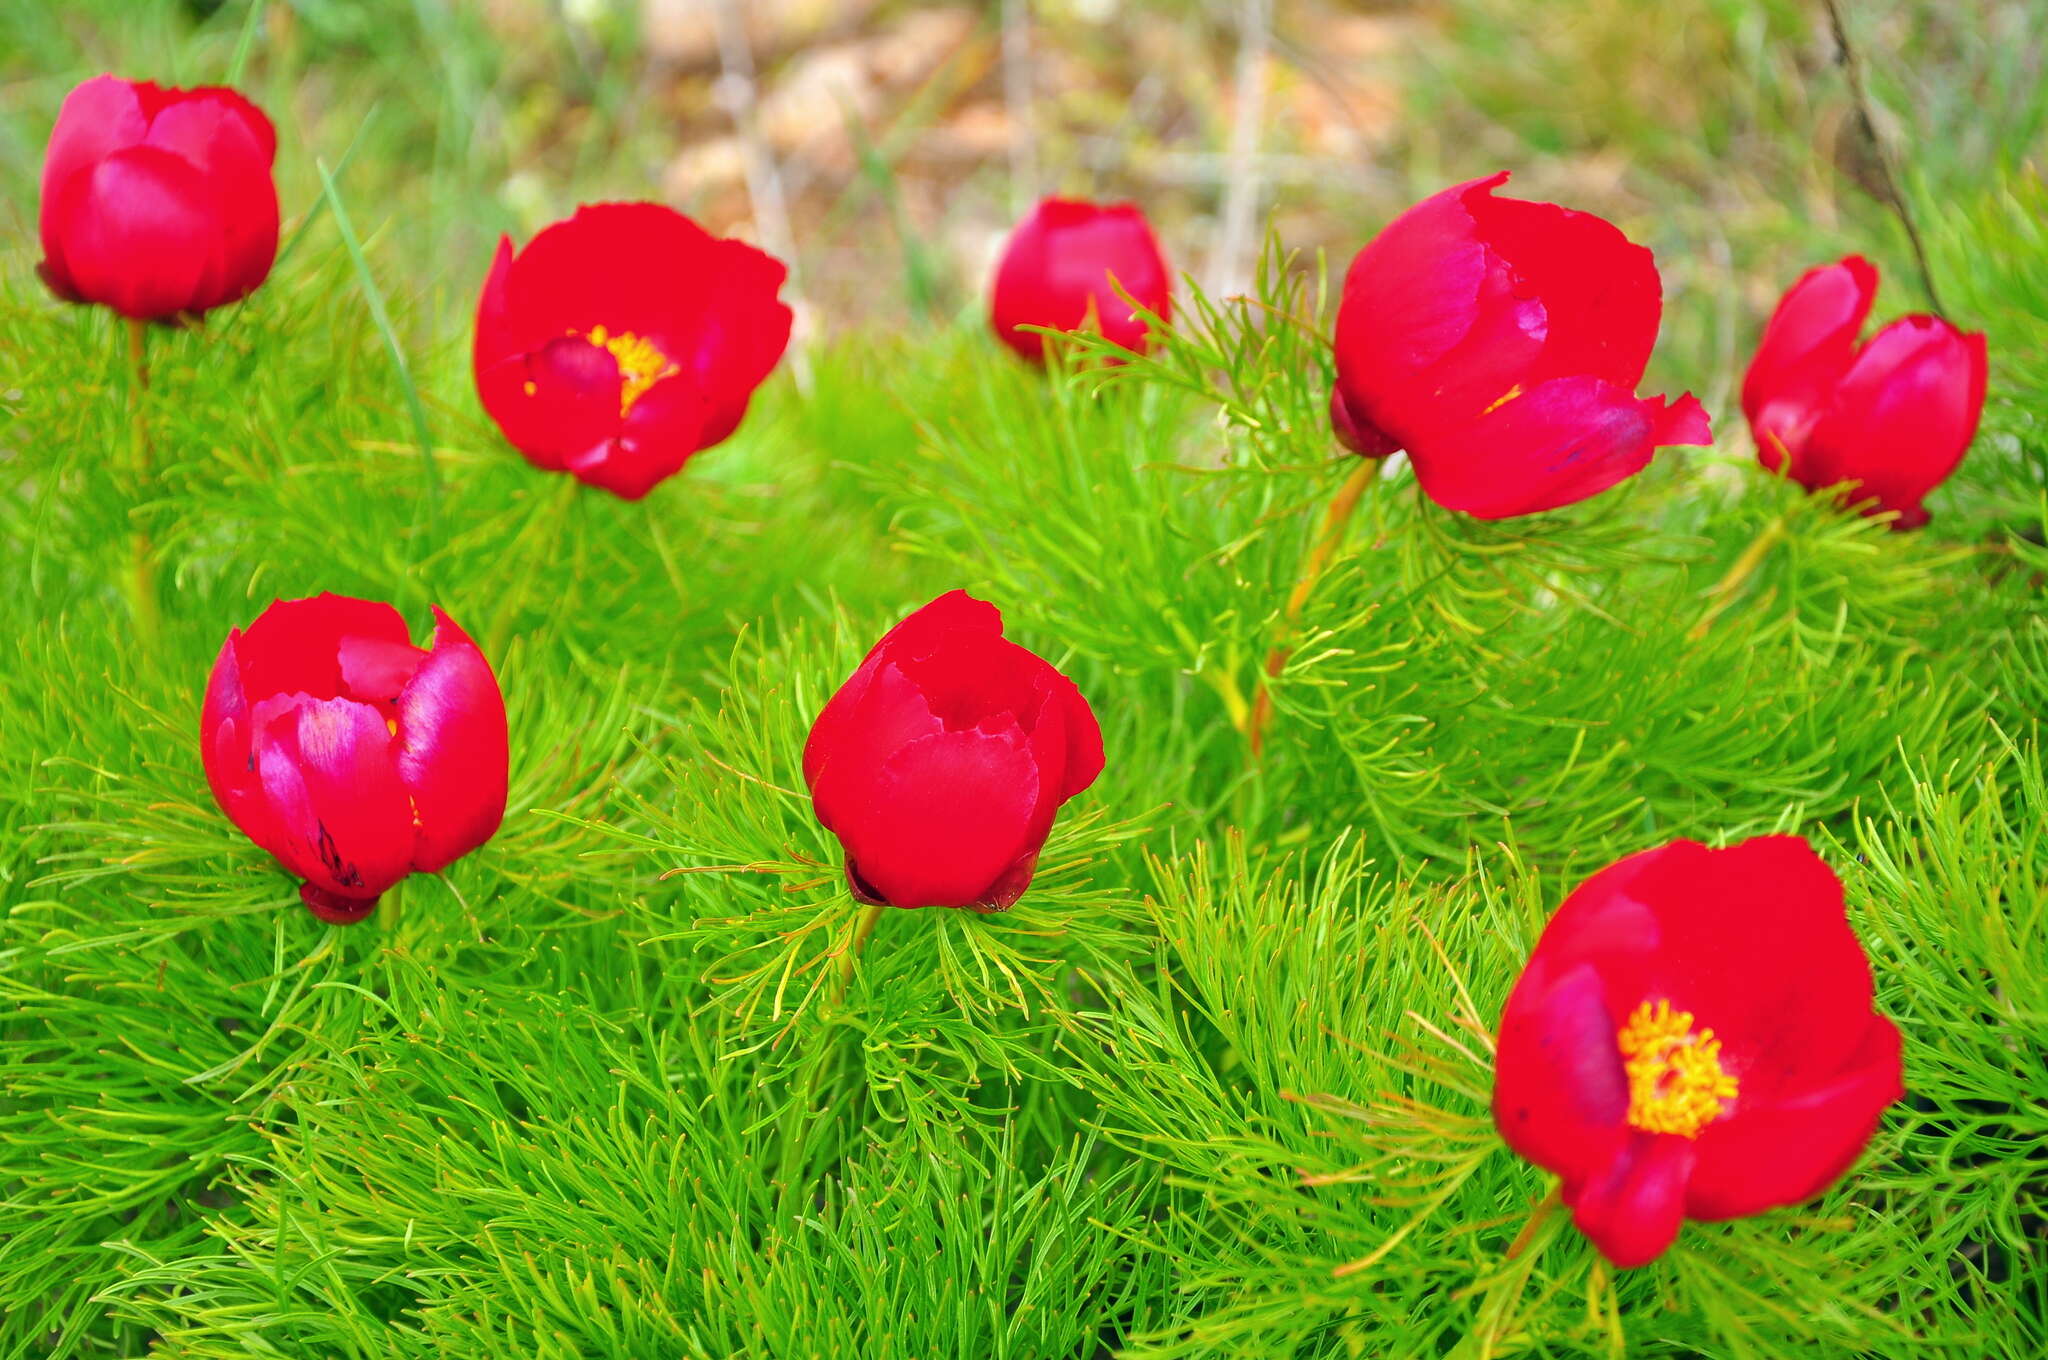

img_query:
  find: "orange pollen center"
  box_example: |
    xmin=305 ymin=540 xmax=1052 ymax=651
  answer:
xmin=1617 ymin=999 xmax=1738 ymax=1138
xmin=583 ymin=324 xmax=676 ymax=414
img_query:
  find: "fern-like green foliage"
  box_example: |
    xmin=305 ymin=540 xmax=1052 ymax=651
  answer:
xmin=3 ymin=4 xmax=2044 ymax=1358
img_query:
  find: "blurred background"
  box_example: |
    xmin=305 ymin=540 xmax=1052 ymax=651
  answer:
xmin=2 ymin=0 xmax=2043 ymax=406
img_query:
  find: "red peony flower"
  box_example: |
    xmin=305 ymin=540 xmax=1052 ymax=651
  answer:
xmin=39 ymin=74 xmax=279 ymax=322
xmin=990 ymin=197 xmax=1172 ymax=361
xmin=201 ymin=594 xmax=509 ymax=924
xmin=1331 ymin=172 xmax=1711 ymax=518
xmin=1492 ymin=835 xmax=1903 ymax=1269
xmin=802 ymin=591 xmax=1104 ymax=911
xmin=1741 ymin=256 xmax=1987 ymax=529
xmin=473 ymin=202 xmax=793 ymax=500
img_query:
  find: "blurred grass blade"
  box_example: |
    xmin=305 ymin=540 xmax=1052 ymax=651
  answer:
xmin=314 ymin=154 xmax=441 ymax=534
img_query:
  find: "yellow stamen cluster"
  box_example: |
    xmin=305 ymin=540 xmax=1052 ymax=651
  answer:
xmin=1618 ymin=998 xmax=1739 ymax=1138
xmin=584 ymin=323 xmax=677 ymax=415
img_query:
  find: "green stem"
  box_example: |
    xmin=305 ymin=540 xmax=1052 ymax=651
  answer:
xmin=125 ymin=318 xmax=161 ymax=644
xmin=1247 ymin=456 xmax=1381 ymax=757
xmin=1689 ymin=514 xmax=1787 ymax=641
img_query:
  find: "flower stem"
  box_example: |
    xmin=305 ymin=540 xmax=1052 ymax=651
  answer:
xmin=1246 ymin=456 xmax=1380 ymax=757
xmin=125 ymin=318 xmax=161 ymax=644
xmin=1688 ymin=514 xmax=1787 ymax=641
xmin=1822 ymin=0 xmax=1944 ymax=316
xmin=1505 ymin=1184 xmax=1563 ymax=1261
xmin=834 ymin=899 xmax=887 ymax=1006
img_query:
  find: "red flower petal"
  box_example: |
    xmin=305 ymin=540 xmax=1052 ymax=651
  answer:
xmin=248 ymin=693 xmax=415 ymax=903
xmin=232 ymin=594 xmax=412 ymax=705
xmin=473 ymin=204 xmax=791 ymax=494
xmin=474 ymin=237 xmax=521 ymax=368
xmin=1568 ymin=1133 xmax=1696 ymax=1270
xmin=836 ymin=724 xmax=1048 ymax=909
xmin=393 ymin=609 xmax=509 ymax=874
xmin=803 ymin=590 xmax=1004 ymax=788
xmin=337 ymin=635 xmax=429 ymax=704
xmin=501 ymin=202 xmax=719 ymax=349
xmin=1406 ymin=376 xmax=1710 ymax=519
xmin=1465 ymin=182 xmax=1662 ymax=391
xmin=475 ymin=337 xmax=624 ymax=471
xmin=580 ymin=372 xmax=713 ymax=500
xmin=1335 ymin=175 xmax=1546 ymax=437
xmin=39 ymin=75 xmax=152 ymax=280
xmin=1626 ymin=837 xmax=1888 ymax=1100
xmin=990 ymin=197 xmax=1172 ymax=360
xmin=46 ymin=146 xmax=218 ymax=321
xmin=1687 ymin=1014 xmax=1903 ymax=1220
xmin=1494 ymin=962 xmax=1633 ymax=1186
xmin=1741 ymin=255 xmax=1878 ymax=466
xmin=141 ymin=90 xmax=278 ymax=310
xmin=1329 ymin=382 xmax=1400 ymax=458
xmin=200 ymin=633 xmax=268 ymax=849
xmin=679 ymin=237 xmax=794 ymax=447
xmin=1047 ymin=669 xmax=1105 ymax=800
xmin=1799 ymin=317 xmax=1987 ymax=528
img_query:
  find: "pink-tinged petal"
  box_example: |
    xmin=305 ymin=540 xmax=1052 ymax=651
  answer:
xmin=200 ymin=634 xmax=266 ymax=837
xmin=249 ymin=694 xmax=415 ymax=902
xmin=1687 ymin=1015 xmax=1902 ymax=1220
xmin=1335 ymin=174 xmax=1548 ymax=437
xmin=46 ymin=146 xmax=217 ymax=320
xmin=836 ymin=724 xmax=1048 ymax=909
xmin=991 ymin=197 xmax=1172 ymax=360
xmin=1330 ymin=382 xmax=1401 ymax=458
xmin=1567 ymin=1133 xmax=1695 ymax=1269
xmin=169 ymin=86 xmax=277 ymax=167
xmin=1494 ymin=963 xmax=1633 ymax=1186
xmin=476 ymin=336 xmax=623 ymax=471
xmin=1742 ymin=256 xmax=1878 ymax=464
xmin=1800 ymin=318 xmax=1986 ymax=527
xmin=393 ymin=609 xmax=508 ymax=873
xmin=39 ymin=76 xmax=153 ymax=268
xmin=1407 ymin=377 xmax=1710 ymax=519
xmin=234 ymin=594 xmax=412 ymax=704
xmin=577 ymin=371 xmax=713 ymax=500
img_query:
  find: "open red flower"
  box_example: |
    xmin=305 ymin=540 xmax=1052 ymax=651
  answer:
xmin=201 ymin=594 xmax=509 ymax=924
xmin=802 ymin=591 xmax=1104 ymax=911
xmin=990 ymin=197 xmax=1172 ymax=361
xmin=474 ymin=202 xmax=793 ymax=500
xmin=39 ymin=74 xmax=279 ymax=321
xmin=1492 ymin=836 xmax=1902 ymax=1269
xmin=1741 ymin=256 xmax=1986 ymax=529
xmin=1331 ymin=173 xmax=1711 ymax=518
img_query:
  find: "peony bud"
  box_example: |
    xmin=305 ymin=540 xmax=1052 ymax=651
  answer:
xmin=990 ymin=197 xmax=1172 ymax=361
xmin=39 ymin=74 xmax=279 ymax=322
xmin=1742 ymin=256 xmax=1986 ymax=529
xmin=201 ymin=594 xmax=509 ymax=923
xmin=803 ymin=591 xmax=1104 ymax=911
